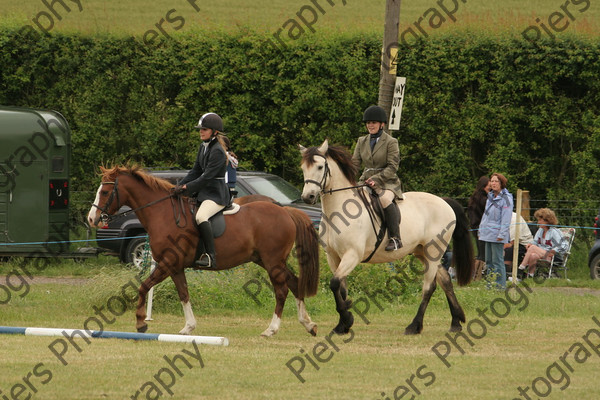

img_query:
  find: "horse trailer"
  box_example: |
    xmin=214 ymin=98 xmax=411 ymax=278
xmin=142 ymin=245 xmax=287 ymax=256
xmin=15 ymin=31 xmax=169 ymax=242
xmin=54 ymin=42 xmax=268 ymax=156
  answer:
xmin=0 ymin=106 xmax=95 ymax=258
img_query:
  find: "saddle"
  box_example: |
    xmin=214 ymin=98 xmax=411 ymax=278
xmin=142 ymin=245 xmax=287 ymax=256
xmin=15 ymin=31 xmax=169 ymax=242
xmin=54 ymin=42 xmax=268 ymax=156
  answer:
xmin=366 ymin=187 xmax=385 ymax=221
xmin=188 ymin=200 xmax=241 ymax=262
xmin=359 ymin=187 xmax=399 ymax=263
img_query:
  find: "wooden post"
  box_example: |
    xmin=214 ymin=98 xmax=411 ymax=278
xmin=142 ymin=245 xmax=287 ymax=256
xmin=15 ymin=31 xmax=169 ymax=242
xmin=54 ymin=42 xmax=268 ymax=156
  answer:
xmin=521 ymin=190 xmax=530 ymax=221
xmin=378 ymin=0 xmax=402 ymax=124
xmin=512 ymin=189 xmax=523 ymax=283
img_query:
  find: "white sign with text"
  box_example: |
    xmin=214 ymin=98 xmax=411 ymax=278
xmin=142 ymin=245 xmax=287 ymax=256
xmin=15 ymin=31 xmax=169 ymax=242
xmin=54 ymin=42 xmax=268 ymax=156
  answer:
xmin=388 ymin=77 xmax=406 ymax=131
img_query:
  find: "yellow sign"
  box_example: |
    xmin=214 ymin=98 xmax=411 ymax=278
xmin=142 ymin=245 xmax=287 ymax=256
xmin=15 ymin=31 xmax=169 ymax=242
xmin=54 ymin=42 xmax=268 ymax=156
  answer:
xmin=389 ymin=47 xmax=398 ymax=75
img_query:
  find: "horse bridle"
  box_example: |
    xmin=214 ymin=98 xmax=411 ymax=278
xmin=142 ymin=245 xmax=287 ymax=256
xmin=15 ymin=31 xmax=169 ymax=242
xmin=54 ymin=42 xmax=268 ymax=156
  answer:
xmin=91 ymin=178 xmax=121 ymax=224
xmin=304 ymin=153 xmax=366 ymax=195
xmin=303 ymin=152 xmax=383 ymax=262
xmin=91 ymin=176 xmax=184 ymax=225
xmin=303 ymin=154 xmax=331 ymax=194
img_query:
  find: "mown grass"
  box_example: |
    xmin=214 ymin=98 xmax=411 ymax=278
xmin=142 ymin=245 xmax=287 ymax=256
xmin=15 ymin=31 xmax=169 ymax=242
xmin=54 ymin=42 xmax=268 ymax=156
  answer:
xmin=1 ymin=264 xmax=600 ymax=399
xmin=2 ymin=240 xmax=599 ymax=319
xmin=1 ymin=241 xmax=599 ymax=399
xmin=1 ymin=0 xmax=599 ymax=37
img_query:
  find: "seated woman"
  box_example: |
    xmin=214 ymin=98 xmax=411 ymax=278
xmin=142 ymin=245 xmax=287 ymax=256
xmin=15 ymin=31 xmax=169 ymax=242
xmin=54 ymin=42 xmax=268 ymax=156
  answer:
xmin=504 ymin=212 xmax=534 ymax=273
xmin=518 ymin=208 xmax=568 ymax=278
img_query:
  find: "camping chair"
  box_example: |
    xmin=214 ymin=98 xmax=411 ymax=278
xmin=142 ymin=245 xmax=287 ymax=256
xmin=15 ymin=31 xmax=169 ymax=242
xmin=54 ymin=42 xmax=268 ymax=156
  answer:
xmin=535 ymin=227 xmax=576 ymax=279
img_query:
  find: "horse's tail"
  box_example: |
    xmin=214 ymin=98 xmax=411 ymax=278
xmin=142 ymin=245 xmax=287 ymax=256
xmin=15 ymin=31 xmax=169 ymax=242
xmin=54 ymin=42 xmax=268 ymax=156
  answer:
xmin=443 ymin=198 xmax=474 ymax=286
xmin=284 ymin=207 xmax=320 ymax=298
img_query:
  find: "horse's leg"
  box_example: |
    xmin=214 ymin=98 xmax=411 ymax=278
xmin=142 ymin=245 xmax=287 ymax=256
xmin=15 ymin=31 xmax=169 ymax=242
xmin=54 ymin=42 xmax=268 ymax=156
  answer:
xmin=286 ymin=271 xmax=317 ymax=336
xmin=404 ymin=255 xmax=438 ymax=335
xmin=170 ymin=269 xmax=196 ymax=335
xmin=340 ymin=277 xmax=349 ymax=302
xmin=136 ymin=266 xmax=170 ymax=333
xmin=329 ymin=252 xmax=359 ymax=335
xmin=260 ymin=264 xmax=290 ymax=337
xmin=436 ymin=266 xmax=466 ymax=332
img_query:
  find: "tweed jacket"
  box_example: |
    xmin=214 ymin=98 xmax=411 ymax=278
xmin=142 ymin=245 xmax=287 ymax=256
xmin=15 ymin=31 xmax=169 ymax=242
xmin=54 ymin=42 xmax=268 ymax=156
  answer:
xmin=180 ymin=138 xmax=230 ymax=206
xmin=351 ymin=131 xmax=403 ymax=198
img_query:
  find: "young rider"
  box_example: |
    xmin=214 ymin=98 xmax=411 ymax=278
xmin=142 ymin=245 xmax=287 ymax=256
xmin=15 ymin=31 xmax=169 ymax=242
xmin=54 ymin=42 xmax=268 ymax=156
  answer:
xmin=177 ymin=113 xmax=230 ymax=268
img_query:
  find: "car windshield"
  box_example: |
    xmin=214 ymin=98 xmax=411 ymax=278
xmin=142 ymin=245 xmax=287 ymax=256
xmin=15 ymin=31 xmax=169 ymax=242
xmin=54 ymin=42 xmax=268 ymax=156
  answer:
xmin=243 ymin=176 xmax=302 ymax=204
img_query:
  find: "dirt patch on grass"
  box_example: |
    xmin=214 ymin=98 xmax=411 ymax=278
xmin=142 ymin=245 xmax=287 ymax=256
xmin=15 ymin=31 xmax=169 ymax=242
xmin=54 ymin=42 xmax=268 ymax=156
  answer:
xmin=0 ymin=275 xmax=90 ymax=285
xmin=534 ymin=286 xmax=600 ymax=296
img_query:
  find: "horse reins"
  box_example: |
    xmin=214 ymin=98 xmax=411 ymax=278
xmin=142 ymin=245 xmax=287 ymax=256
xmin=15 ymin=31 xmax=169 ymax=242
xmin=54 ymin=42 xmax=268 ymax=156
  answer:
xmin=91 ymin=177 xmax=181 ymax=225
xmin=305 ymin=153 xmax=386 ymax=262
xmin=304 ymin=154 xmax=367 ymax=195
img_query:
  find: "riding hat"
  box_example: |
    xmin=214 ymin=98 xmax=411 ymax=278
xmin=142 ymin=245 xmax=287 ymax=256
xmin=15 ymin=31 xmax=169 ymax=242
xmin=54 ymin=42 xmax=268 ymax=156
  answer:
xmin=195 ymin=112 xmax=224 ymax=133
xmin=362 ymin=105 xmax=387 ymax=123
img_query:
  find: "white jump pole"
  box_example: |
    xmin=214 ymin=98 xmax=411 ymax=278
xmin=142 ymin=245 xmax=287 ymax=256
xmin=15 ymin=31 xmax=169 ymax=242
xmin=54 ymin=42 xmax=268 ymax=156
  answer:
xmin=0 ymin=326 xmax=228 ymax=346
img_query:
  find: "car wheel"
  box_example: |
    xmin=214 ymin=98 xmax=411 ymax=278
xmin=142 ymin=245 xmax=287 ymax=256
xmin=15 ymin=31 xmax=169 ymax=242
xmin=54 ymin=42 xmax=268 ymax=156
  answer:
xmin=590 ymin=254 xmax=600 ymax=280
xmin=125 ymin=237 xmax=151 ymax=270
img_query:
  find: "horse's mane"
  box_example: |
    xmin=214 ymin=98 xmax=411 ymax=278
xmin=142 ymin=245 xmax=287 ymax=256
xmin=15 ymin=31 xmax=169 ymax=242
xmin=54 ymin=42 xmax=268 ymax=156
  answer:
xmin=302 ymin=145 xmax=357 ymax=185
xmin=101 ymin=165 xmax=174 ymax=192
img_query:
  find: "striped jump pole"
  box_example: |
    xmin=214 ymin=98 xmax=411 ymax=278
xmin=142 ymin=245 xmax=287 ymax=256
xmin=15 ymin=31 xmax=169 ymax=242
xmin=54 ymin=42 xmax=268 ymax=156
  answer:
xmin=0 ymin=326 xmax=229 ymax=346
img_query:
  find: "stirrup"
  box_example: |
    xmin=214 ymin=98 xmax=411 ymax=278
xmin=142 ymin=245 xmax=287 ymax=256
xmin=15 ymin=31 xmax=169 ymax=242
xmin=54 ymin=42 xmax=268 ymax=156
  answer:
xmin=385 ymin=237 xmax=402 ymax=251
xmin=195 ymin=253 xmax=215 ymax=268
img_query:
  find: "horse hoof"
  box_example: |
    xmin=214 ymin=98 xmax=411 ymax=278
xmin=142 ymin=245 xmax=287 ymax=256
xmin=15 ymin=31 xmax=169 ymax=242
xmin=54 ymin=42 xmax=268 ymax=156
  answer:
xmin=309 ymin=326 xmax=317 ymax=337
xmin=449 ymin=324 xmax=462 ymax=332
xmin=332 ymin=326 xmax=346 ymax=335
xmin=404 ymin=323 xmax=422 ymax=335
xmin=137 ymin=324 xmax=148 ymax=333
xmin=179 ymin=326 xmax=195 ymax=335
xmin=260 ymin=329 xmax=276 ymax=337
xmin=333 ymin=312 xmax=355 ymax=335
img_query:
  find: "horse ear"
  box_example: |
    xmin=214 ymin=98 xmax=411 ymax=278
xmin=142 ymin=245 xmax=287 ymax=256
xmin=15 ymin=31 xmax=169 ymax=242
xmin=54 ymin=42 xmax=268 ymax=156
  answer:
xmin=317 ymin=139 xmax=329 ymax=155
xmin=298 ymin=144 xmax=307 ymax=153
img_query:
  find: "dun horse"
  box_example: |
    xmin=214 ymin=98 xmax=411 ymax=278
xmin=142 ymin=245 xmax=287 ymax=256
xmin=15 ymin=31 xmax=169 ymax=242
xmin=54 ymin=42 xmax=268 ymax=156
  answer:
xmin=87 ymin=166 xmax=320 ymax=337
xmin=300 ymin=141 xmax=473 ymax=335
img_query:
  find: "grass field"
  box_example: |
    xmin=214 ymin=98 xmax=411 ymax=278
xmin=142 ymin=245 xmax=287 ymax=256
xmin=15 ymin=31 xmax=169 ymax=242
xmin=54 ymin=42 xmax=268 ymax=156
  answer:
xmin=1 ymin=256 xmax=600 ymax=399
xmin=0 ymin=0 xmax=599 ymax=37
xmin=1 ymin=1 xmax=600 ymax=398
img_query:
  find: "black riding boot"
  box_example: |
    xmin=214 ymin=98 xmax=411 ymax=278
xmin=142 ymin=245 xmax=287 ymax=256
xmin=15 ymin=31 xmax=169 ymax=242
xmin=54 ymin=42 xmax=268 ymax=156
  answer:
xmin=196 ymin=221 xmax=217 ymax=268
xmin=384 ymin=204 xmax=403 ymax=251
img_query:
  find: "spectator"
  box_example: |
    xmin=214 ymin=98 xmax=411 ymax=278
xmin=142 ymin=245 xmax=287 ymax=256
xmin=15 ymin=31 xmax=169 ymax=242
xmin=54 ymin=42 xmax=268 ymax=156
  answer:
xmin=467 ymin=175 xmax=491 ymax=280
xmin=478 ymin=173 xmax=513 ymax=289
xmin=518 ymin=208 xmax=568 ymax=278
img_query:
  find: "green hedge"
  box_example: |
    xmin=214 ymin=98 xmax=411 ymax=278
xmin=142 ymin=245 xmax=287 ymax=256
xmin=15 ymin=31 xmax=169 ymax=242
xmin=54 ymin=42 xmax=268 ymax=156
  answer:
xmin=1 ymin=30 xmax=599 ymax=210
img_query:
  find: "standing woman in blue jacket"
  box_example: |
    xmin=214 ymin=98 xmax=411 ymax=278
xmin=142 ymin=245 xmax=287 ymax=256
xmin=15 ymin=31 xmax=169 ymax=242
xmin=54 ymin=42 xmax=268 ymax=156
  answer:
xmin=478 ymin=173 xmax=513 ymax=289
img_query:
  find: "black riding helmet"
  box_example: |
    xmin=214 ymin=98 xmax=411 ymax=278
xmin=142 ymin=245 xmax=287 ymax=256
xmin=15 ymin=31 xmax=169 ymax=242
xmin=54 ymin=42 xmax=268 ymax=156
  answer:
xmin=194 ymin=112 xmax=224 ymax=133
xmin=362 ymin=105 xmax=387 ymax=123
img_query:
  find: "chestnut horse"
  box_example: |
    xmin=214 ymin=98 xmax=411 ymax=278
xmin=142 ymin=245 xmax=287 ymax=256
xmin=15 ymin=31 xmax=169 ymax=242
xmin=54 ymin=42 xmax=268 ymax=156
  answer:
xmin=87 ymin=166 xmax=320 ymax=337
xmin=300 ymin=141 xmax=473 ymax=335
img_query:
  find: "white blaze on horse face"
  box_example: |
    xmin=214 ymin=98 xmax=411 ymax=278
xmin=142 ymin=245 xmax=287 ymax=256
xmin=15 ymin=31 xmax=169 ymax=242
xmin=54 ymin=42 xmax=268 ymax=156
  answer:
xmin=87 ymin=185 xmax=103 ymax=227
